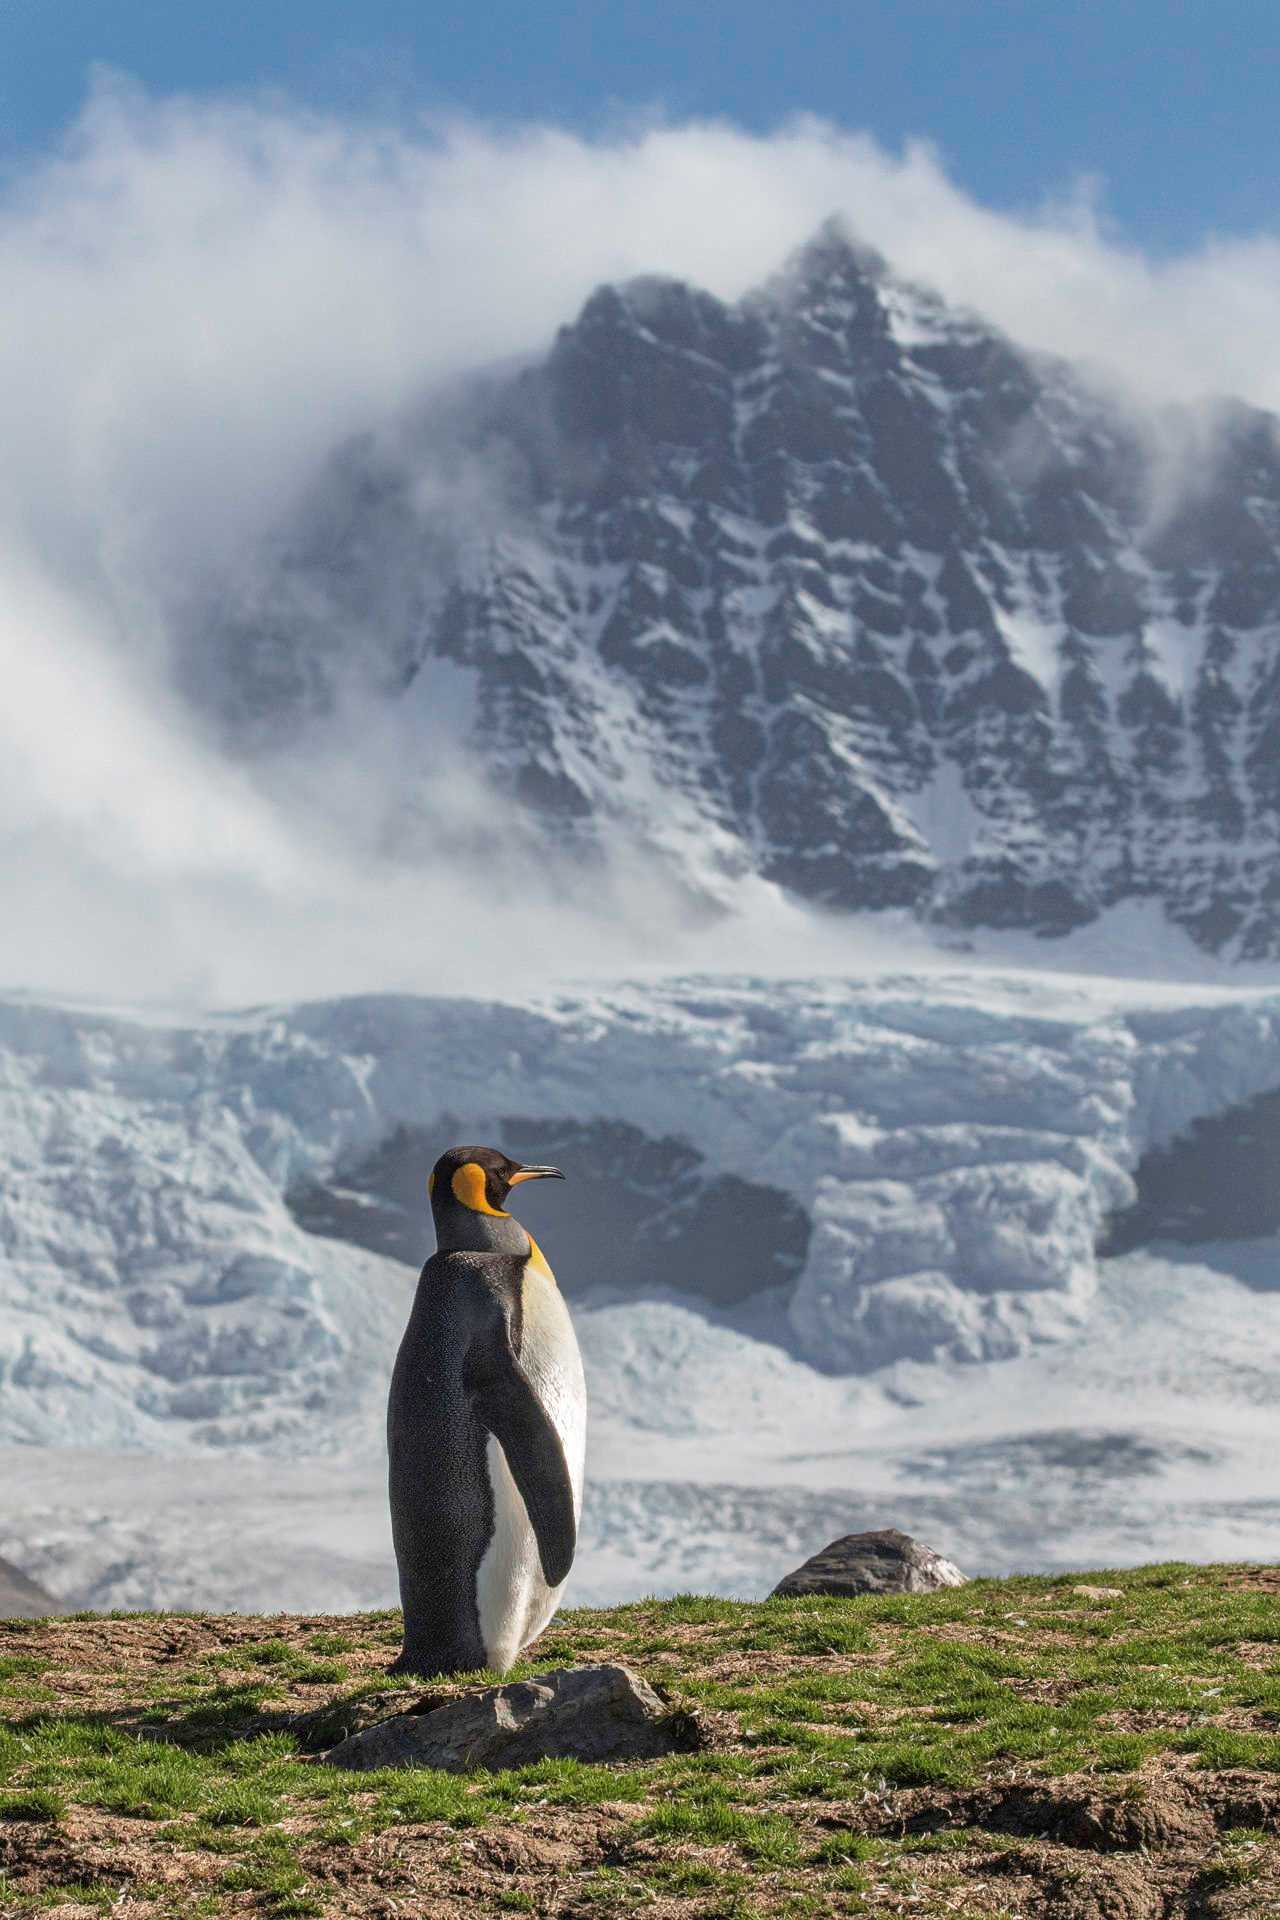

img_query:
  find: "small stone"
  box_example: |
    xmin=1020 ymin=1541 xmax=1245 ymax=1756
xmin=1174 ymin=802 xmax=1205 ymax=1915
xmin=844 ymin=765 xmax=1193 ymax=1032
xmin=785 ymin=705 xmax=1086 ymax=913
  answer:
xmin=322 ymin=1664 xmax=703 ymax=1773
xmin=1072 ymin=1584 xmax=1123 ymax=1601
xmin=770 ymin=1528 xmax=967 ymax=1598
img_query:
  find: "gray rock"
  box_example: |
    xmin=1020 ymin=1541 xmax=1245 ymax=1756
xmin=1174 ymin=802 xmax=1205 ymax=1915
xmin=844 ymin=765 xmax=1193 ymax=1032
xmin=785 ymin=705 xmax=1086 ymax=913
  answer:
xmin=322 ymin=1663 xmax=701 ymax=1772
xmin=770 ymin=1527 xmax=967 ymax=1597
xmin=0 ymin=1554 xmax=59 ymax=1620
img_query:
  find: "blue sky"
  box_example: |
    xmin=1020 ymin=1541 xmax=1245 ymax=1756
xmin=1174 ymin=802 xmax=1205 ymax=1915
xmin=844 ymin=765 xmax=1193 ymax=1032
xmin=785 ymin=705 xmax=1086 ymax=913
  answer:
xmin=3 ymin=1 xmax=1277 ymax=252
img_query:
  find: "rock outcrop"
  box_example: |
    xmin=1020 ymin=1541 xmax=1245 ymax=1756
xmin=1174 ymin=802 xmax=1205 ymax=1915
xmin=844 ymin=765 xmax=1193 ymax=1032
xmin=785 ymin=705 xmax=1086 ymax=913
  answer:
xmin=322 ymin=1664 xmax=703 ymax=1772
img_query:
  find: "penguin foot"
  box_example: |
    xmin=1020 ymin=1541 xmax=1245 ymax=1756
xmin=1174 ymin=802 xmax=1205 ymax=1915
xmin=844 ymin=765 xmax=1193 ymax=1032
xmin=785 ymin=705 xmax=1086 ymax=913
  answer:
xmin=387 ymin=1646 xmax=474 ymax=1680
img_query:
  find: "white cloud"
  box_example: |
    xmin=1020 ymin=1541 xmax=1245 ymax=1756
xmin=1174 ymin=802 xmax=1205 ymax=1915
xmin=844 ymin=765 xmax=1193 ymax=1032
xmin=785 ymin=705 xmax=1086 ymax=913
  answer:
xmin=4 ymin=77 xmax=1280 ymax=1004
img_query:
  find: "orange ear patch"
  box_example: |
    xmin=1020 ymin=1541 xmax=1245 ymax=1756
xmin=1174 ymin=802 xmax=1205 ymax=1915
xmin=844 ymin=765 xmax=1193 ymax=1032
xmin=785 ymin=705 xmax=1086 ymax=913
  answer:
xmin=450 ymin=1161 xmax=509 ymax=1216
xmin=427 ymin=1171 xmax=436 ymax=1197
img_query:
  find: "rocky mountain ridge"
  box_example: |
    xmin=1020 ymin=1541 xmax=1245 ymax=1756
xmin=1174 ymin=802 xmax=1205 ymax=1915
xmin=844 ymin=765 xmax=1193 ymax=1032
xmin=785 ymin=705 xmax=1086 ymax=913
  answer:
xmin=200 ymin=222 xmax=1280 ymax=955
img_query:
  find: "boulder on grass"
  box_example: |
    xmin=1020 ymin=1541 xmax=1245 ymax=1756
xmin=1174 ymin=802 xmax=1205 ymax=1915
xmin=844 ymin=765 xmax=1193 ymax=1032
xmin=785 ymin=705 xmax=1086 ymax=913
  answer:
xmin=323 ymin=1663 xmax=702 ymax=1772
xmin=770 ymin=1528 xmax=967 ymax=1598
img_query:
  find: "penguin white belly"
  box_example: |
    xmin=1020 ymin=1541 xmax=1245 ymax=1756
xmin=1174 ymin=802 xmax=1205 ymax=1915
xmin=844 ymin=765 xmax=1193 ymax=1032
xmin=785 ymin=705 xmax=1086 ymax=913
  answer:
xmin=475 ymin=1258 xmax=586 ymax=1673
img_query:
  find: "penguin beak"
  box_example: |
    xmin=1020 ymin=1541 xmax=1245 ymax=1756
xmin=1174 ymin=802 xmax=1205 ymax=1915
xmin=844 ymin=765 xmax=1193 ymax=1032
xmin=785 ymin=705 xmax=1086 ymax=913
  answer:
xmin=508 ymin=1165 xmax=565 ymax=1185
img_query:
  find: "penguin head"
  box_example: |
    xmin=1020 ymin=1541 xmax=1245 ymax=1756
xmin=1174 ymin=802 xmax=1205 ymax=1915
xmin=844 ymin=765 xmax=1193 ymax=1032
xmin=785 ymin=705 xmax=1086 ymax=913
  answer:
xmin=428 ymin=1144 xmax=564 ymax=1254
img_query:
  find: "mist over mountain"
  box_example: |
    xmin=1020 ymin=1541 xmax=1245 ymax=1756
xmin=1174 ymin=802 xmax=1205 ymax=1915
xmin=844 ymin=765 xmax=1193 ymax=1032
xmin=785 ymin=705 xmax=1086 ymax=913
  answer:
xmin=181 ymin=222 xmax=1280 ymax=960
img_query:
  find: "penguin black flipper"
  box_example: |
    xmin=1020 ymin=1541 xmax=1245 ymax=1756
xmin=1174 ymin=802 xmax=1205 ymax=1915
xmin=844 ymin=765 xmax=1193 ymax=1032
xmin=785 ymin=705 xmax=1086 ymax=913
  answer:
xmin=466 ymin=1300 xmax=578 ymax=1588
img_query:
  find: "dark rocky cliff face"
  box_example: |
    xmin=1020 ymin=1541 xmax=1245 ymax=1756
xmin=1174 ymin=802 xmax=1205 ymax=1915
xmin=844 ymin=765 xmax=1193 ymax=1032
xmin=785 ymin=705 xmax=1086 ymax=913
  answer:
xmin=197 ymin=223 xmax=1280 ymax=956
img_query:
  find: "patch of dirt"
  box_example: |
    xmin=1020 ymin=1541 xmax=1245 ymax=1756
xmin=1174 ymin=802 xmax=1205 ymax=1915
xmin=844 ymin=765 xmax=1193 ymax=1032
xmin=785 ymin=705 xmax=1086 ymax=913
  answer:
xmin=808 ymin=1763 xmax=1280 ymax=1918
xmin=0 ymin=1610 xmax=402 ymax=1719
xmin=0 ymin=1813 xmax=97 ymax=1897
xmin=1203 ymin=1770 xmax=1280 ymax=1830
xmin=1096 ymin=1707 xmax=1199 ymax=1732
xmin=982 ymin=1776 xmax=1216 ymax=1852
xmin=990 ymin=1843 xmax=1167 ymax=1919
xmin=1191 ymin=1854 xmax=1280 ymax=1920
xmin=1230 ymin=1641 xmax=1280 ymax=1670
xmin=869 ymin=1763 xmax=1280 ymax=1852
xmin=294 ymin=1809 xmax=640 ymax=1916
xmin=1003 ymin=1674 xmax=1095 ymax=1706
xmin=0 ymin=1805 xmax=221 ymax=1905
xmin=1222 ymin=1567 xmax=1280 ymax=1592
xmin=696 ymin=1646 xmax=872 ymax=1686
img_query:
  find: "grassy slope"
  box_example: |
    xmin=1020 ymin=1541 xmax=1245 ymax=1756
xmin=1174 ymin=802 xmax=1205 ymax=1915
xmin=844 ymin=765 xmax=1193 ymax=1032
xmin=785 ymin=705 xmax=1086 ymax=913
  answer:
xmin=4 ymin=1566 xmax=1280 ymax=1916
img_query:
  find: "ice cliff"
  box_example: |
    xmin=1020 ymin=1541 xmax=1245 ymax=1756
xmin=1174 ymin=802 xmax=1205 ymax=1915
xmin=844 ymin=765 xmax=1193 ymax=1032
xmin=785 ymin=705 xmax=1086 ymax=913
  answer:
xmin=4 ymin=973 xmax=1280 ymax=1454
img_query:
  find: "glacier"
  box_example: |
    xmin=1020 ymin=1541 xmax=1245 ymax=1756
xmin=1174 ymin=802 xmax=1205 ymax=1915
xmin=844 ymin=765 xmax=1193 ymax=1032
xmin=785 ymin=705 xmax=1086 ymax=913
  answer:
xmin=4 ymin=965 xmax=1280 ymax=1612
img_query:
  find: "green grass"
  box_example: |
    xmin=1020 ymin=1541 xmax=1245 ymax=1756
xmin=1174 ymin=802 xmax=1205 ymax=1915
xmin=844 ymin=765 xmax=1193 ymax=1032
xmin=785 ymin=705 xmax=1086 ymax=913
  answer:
xmin=219 ymin=1830 xmax=325 ymax=1916
xmin=3 ymin=1565 xmax=1280 ymax=1915
xmin=0 ymin=1787 xmax=66 ymax=1823
xmin=0 ymin=1657 xmax=49 ymax=1683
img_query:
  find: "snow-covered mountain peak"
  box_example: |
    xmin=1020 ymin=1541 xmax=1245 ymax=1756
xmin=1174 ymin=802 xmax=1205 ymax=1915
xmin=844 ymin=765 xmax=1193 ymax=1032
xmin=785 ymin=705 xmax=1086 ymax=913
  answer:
xmin=178 ymin=225 xmax=1280 ymax=958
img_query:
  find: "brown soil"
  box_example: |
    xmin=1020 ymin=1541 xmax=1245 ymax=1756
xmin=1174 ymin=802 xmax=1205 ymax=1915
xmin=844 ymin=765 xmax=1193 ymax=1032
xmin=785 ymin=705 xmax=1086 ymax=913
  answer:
xmin=820 ymin=1765 xmax=1280 ymax=1917
xmin=1221 ymin=1569 xmax=1280 ymax=1593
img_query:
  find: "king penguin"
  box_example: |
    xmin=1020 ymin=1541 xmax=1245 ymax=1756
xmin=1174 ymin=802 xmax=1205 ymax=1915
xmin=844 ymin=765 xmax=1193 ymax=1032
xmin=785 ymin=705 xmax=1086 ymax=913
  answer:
xmin=387 ymin=1144 xmax=587 ymax=1677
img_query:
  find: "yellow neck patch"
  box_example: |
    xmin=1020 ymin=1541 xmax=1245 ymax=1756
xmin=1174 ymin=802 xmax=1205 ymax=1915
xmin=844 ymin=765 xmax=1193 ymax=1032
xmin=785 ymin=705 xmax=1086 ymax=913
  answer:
xmin=450 ymin=1161 xmax=509 ymax=1216
xmin=526 ymin=1234 xmax=556 ymax=1284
